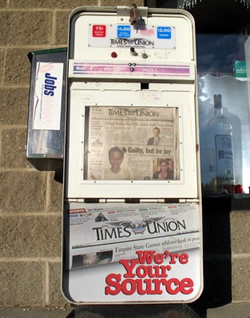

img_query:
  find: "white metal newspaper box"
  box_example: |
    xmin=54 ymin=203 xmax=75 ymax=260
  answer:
xmin=63 ymin=6 xmax=203 ymax=304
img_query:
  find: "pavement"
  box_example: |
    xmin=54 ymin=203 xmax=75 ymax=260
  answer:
xmin=0 ymin=303 xmax=250 ymax=318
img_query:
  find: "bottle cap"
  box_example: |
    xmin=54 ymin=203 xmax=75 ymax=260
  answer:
xmin=214 ymin=94 xmax=222 ymax=109
xmin=235 ymin=184 xmax=242 ymax=194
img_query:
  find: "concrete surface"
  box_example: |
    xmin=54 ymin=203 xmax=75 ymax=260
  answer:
xmin=0 ymin=307 xmax=72 ymax=318
xmin=0 ymin=303 xmax=250 ymax=318
xmin=206 ymin=303 xmax=250 ymax=318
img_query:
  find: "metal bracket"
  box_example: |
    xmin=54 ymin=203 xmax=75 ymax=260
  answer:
xmin=117 ymin=5 xmax=148 ymax=25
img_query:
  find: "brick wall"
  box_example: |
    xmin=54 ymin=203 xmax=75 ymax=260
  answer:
xmin=0 ymin=0 xmax=143 ymax=307
xmin=230 ymin=210 xmax=250 ymax=302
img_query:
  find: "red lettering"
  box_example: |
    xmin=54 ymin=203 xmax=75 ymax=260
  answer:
xmin=151 ymin=278 xmax=165 ymax=294
xmin=137 ymin=279 xmax=164 ymax=295
xmin=164 ymin=251 xmax=190 ymax=265
xmin=136 ymin=250 xmax=155 ymax=264
xmin=105 ymin=273 xmax=121 ymax=295
xmin=154 ymin=253 xmax=164 ymax=264
xmin=169 ymin=253 xmax=179 ymax=264
xmin=119 ymin=259 xmax=138 ymax=278
xmin=147 ymin=265 xmax=171 ymax=278
xmin=179 ymin=253 xmax=189 ymax=264
xmin=137 ymin=279 xmax=153 ymax=295
xmin=179 ymin=278 xmax=194 ymax=294
xmin=105 ymin=251 xmax=193 ymax=297
xmin=136 ymin=266 xmax=148 ymax=278
xmin=165 ymin=278 xmax=180 ymax=295
xmin=105 ymin=275 xmax=194 ymax=296
xmin=121 ymin=279 xmax=137 ymax=295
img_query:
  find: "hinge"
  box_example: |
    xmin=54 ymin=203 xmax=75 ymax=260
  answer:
xmin=106 ymin=199 xmax=125 ymax=203
xmin=66 ymin=198 xmax=200 ymax=204
xmin=66 ymin=198 xmax=81 ymax=203
xmin=179 ymin=199 xmax=200 ymax=203
xmin=139 ymin=199 xmax=165 ymax=203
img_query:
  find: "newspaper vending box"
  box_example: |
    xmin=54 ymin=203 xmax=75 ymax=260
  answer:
xmin=63 ymin=6 xmax=203 ymax=304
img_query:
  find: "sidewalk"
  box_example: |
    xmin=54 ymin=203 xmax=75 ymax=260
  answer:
xmin=0 ymin=303 xmax=249 ymax=318
xmin=206 ymin=303 xmax=250 ymax=318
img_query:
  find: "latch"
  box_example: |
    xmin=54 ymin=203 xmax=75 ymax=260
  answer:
xmin=129 ymin=4 xmax=146 ymax=26
xmin=117 ymin=5 xmax=148 ymax=25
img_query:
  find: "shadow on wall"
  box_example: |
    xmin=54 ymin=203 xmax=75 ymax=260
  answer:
xmin=67 ymin=303 xmax=201 ymax=318
xmin=192 ymin=197 xmax=232 ymax=314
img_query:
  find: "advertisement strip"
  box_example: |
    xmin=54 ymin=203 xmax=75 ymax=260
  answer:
xmin=72 ymin=62 xmax=191 ymax=77
xmin=33 ymin=62 xmax=63 ymax=131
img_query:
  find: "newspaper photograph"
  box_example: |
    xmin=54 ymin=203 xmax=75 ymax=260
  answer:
xmin=84 ymin=106 xmax=180 ymax=180
xmin=68 ymin=203 xmax=200 ymax=269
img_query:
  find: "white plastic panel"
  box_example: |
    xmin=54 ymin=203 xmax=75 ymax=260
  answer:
xmin=71 ymin=10 xmax=194 ymax=63
xmin=65 ymin=82 xmax=198 ymax=199
xmin=68 ymin=8 xmax=196 ymax=81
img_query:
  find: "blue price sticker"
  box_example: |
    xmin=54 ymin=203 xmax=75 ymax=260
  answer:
xmin=157 ymin=27 xmax=172 ymax=39
xmin=117 ymin=25 xmax=131 ymax=38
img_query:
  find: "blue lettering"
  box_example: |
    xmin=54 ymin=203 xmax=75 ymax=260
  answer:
xmin=45 ymin=73 xmax=57 ymax=80
xmin=45 ymin=84 xmax=56 ymax=90
xmin=45 ymin=79 xmax=56 ymax=85
xmin=44 ymin=90 xmax=54 ymax=96
xmin=43 ymin=73 xmax=57 ymax=96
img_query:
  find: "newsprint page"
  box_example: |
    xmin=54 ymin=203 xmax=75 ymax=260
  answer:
xmin=68 ymin=203 xmax=200 ymax=270
xmin=84 ymin=106 xmax=180 ymax=181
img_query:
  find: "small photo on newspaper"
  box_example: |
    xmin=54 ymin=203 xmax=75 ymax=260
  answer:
xmin=84 ymin=106 xmax=180 ymax=181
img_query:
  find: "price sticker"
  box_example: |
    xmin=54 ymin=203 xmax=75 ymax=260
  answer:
xmin=92 ymin=25 xmax=106 ymax=37
xmin=157 ymin=27 xmax=172 ymax=39
xmin=117 ymin=25 xmax=131 ymax=38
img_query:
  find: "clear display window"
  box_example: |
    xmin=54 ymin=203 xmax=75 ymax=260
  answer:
xmin=84 ymin=106 xmax=180 ymax=181
xmin=197 ymin=34 xmax=250 ymax=195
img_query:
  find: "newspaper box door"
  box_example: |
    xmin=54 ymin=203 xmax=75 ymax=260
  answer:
xmin=63 ymin=6 xmax=203 ymax=305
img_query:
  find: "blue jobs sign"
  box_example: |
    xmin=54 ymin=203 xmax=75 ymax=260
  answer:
xmin=117 ymin=25 xmax=131 ymax=38
xmin=157 ymin=27 xmax=172 ymax=39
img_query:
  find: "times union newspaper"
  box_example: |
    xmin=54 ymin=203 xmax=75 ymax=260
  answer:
xmin=85 ymin=106 xmax=180 ymax=181
xmin=68 ymin=203 xmax=200 ymax=269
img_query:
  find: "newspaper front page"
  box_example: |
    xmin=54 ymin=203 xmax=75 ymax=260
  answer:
xmin=68 ymin=203 xmax=200 ymax=269
xmin=84 ymin=106 xmax=180 ymax=181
